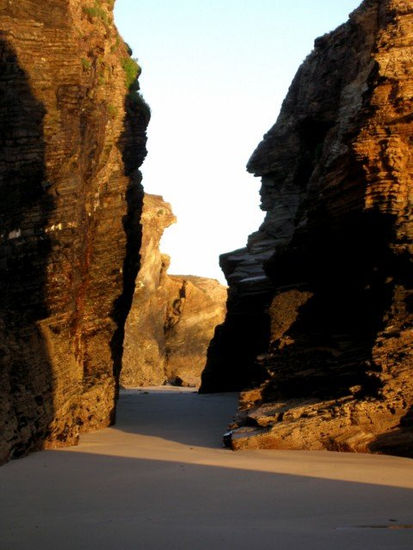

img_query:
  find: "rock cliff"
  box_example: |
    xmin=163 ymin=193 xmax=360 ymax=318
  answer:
xmin=122 ymin=194 xmax=227 ymax=388
xmin=0 ymin=0 xmax=149 ymax=463
xmin=201 ymin=0 xmax=413 ymax=456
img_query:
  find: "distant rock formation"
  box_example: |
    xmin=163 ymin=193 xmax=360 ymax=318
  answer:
xmin=122 ymin=194 xmax=227 ymax=388
xmin=201 ymin=0 xmax=413 ymax=456
xmin=0 ymin=0 xmax=149 ymax=463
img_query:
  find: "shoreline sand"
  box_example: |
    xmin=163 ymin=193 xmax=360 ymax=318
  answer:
xmin=1 ymin=388 xmax=412 ymax=549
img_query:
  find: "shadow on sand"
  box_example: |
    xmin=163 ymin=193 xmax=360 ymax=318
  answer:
xmin=115 ymin=389 xmax=239 ymax=449
xmin=0 ymin=447 xmax=412 ymax=550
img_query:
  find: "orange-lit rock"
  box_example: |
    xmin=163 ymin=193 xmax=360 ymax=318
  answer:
xmin=202 ymin=0 xmax=413 ymax=456
xmin=122 ymin=195 xmax=227 ymax=388
xmin=0 ymin=0 xmax=149 ymax=463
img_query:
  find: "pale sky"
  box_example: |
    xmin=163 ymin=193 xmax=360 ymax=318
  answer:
xmin=114 ymin=0 xmax=362 ymax=283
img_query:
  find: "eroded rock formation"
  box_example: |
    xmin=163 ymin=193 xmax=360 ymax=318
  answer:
xmin=0 ymin=0 xmax=149 ymax=463
xmin=122 ymin=194 xmax=227 ymax=388
xmin=202 ymin=0 xmax=413 ymax=456
xmin=164 ymin=275 xmax=227 ymax=387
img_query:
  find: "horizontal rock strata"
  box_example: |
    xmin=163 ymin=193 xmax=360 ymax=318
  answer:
xmin=0 ymin=0 xmax=149 ymax=463
xmin=122 ymin=194 xmax=227 ymax=388
xmin=202 ymin=0 xmax=413 ymax=456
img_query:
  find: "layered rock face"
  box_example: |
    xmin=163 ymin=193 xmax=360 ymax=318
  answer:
xmin=0 ymin=0 xmax=149 ymax=463
xmin=122 ymin=194 xmax=227 ymax=388
xmin=202 ymin=0 xmax=413 ymax=456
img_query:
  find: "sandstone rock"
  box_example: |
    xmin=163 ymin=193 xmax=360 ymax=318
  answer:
xmin=121 ymin=194 xmax=176 ymax=387
xmin=0 ymin=0 xmax=149 ymax=463
xmin=122 ymin=195 xmax=227 ymax=388
xmin=165 ymin=275 xmax=228 ymax=387
xmin=203 ymin=0 xmax=413 ymax=457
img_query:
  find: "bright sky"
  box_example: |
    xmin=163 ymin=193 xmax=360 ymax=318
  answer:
xmin=114 ymin=0 xmax=362 ymax=283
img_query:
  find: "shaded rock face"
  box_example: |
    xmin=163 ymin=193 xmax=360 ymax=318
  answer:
xmin=202 ymin=0 xmax=413 ymax=456
xmin=0 ymin=0 xmax=149 ymax=463
xmin=122 ymin=194 xmax=227 ymax=388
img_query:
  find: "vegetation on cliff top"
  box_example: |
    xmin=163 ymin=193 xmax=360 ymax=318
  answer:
xmin=122 ymin=57 xmax=141 ymax=89
xmin=121 ymin=52 xmax=150 ymax=122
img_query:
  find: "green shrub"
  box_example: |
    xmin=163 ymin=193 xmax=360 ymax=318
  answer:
xmin=121 ymin=57 xmax=141 ymax=89
xmin=81 ymin=58 xmax=91 ymax=71
xmin=83 ymin=1 xmax=109 ymax=24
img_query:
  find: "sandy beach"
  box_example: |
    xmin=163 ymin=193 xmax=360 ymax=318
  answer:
xmin=1 ymin=388 xmax=412 ymax=549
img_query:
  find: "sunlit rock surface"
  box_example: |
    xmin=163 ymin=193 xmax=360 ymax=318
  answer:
xmin=202 ymin=0 xmax=413 ymax=456
xmin=0 ymin=0 xmax=149 ymax=463
xmin=164 ymin=275 xmax=228 ymax=387
xmin=122 ymin=194 xmax=227 ymax=388
xmin=121 ymin=195 xmax=176 ymax=386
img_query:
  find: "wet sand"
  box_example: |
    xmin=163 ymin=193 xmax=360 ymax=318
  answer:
xmin=1 ymin=388 xmax=412 ymax=549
